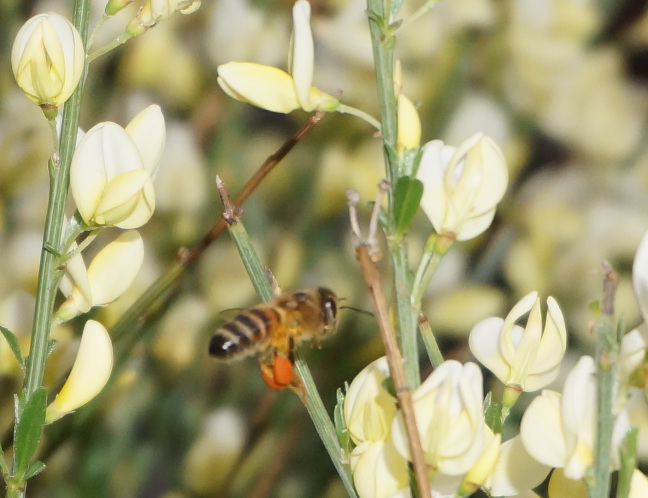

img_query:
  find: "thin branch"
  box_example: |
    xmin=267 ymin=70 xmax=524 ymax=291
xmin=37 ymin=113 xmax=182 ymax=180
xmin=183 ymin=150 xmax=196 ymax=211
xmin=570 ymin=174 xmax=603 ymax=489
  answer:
xmin=347 ymin=187 xmax=431 ymax=498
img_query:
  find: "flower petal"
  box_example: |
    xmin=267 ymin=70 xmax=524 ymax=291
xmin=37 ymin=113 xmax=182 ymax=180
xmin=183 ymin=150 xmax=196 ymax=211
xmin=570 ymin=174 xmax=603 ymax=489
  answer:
xmin=86 ymin=230 xmax=144 ymax=306
xmin=217 ymin=62 xmax=300 ymax=113
xmin=45 ymin=320 xmax=113 ymax=423
xmin=125 ymin=104 xmax=166 ymax=178
xmin=70 ymin=122 xmax=143 ymax=225
xmin=289 ymin=0 xmax=315 ymax=110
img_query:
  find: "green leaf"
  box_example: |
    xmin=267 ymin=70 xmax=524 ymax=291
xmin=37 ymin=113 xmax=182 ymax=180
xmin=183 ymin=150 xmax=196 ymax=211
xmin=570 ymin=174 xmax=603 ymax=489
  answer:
xmin=14 ymin=388 xmax=46 ymax=481
xmin=394 ymin=176 xmax=423 ymax=237
xmin=0 ymin=325 xmax=25 ymax=372
xmin=24 ymin=461 xmax=46 ymax=480
xmin=333 ymin=387 xmax=350 ymax=460
xmin=483 ymin=392 xmax=503 ymax=434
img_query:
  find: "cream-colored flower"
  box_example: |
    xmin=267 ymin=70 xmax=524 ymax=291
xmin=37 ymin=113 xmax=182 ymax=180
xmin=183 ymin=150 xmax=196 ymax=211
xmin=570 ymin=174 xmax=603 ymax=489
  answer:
xmin=217 ymin=1 xmax=339 ymax=114
xmin=11 ymin=12 xmax=84 ymax=109
xmin=344 ymin=357 xmax=409 ymax=498
xmin=57 ymin=231 xmax=144 ymax=320
xmin=469 ymin=292 xmax=567 ymax=402
xmin=70 ymin=104 xmax=165 ymax=228
xmin=344 ymin=357 xmax=396 ymax=443
xmin=45 ymin=320 xmax=113 ymax=423
xmin=520 ymin=356 xmax=630 ymax=480
xmin=416 ymin=133 xmax=508 ymax=241
xmin=128 ymin=0 xmax=201 ymax=34
xmin=392 ymin=360 xmax=485 ymax=475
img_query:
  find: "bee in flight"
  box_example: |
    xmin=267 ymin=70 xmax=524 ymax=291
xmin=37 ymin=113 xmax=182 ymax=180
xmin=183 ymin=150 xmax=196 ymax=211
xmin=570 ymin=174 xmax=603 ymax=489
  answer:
xmin=209 ymin=287 xmax=338 ymax=392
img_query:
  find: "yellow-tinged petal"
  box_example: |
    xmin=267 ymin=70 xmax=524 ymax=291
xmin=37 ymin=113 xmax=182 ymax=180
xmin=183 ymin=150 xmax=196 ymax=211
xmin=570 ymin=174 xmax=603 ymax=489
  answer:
xmin=45 ymin=320 xmax=113 ymax=423
xmin=349 ymin=440 xmax=409 ymax=498
xmin=70 ymin=122 xmax=144 ymax=225
xmin=489 ymin=435 xmax=551 ymax=496
xmin=86 ymin=231 xmax=144 ymax=305
xmin=547 ymin=469 xmax=587 ymax=498
xmin=125 ymin=104 xmax=166 ymax=178
xmin=217 ymin=62 xmax=300 ymax=113
xmin=520 ymin=389 xmax=566 ymax=469
xmin=290 ymin=0 xmax=315 ymax=110
xmin=397 ymin=94 xmax=421 ymax=151
xmin=343 ymin=357 xmax=396 ymax=443
xmin=94 ymin=170 xmax=153 ymax=226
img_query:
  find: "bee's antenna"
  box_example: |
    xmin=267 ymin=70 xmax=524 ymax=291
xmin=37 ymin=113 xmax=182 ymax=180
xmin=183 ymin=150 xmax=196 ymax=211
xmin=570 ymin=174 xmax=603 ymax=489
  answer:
xmin=339 ymin=305 xmax=374 ymax=317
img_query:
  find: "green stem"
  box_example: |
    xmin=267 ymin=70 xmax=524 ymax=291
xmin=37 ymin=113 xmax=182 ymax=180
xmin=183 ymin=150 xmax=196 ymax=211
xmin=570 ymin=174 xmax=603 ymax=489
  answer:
xmin=334 ymin=104 xmax=381 ymax=131
xmin=367 ymin=0 xmax=420 ymax=387
xmin=13 ymin=0 xmax=90 ymax=494
xmin=86 ymin=32 xmax=132 ymax=64
xmin=390 ymin=244 xmax=419 ymax=387
xmin=223 ymin=204 xmax=357 ymax=497
xmin=24 ymin=0 xmax=90 ymax=399
xmin=588 ymin=266 xmax=619 ymax=498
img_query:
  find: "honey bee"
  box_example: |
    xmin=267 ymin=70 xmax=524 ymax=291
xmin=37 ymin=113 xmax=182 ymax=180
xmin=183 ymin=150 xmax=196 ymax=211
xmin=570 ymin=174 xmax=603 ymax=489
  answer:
xmin=209 ymin=288 xmax=338 ymax=391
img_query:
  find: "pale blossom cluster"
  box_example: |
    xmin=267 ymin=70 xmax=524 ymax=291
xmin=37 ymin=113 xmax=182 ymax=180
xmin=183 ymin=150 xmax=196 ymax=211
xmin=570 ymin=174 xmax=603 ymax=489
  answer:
xmin=342 ymin=227 xmax=648 ymax=497
xmin=9 ymin=10 xmax=169 ymax=422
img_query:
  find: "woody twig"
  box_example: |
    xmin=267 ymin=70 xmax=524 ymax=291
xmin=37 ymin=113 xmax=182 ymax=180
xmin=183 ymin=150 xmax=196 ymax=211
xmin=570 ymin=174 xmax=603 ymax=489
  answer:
xmin=347 ymin=182 xmax=431 ymax=498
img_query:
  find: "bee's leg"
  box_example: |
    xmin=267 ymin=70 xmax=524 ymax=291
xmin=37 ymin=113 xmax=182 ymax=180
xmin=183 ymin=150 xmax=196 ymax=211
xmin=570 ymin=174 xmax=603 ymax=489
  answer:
xmin=259 ymin=349 xmax=295 ymax=390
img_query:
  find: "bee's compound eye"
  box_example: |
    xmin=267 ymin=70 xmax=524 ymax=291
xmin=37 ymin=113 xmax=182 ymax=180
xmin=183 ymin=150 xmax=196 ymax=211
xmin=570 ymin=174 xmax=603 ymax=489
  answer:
xmin=318 ymin=288 xmax=338 ymax=319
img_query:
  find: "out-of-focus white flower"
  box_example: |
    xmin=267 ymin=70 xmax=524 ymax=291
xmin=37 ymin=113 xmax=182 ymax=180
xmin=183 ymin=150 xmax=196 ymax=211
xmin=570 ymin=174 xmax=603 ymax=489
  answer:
xmin=11 ymin=12 xmax=84 ymax=110
xmin=217 ymin=1 xmax=339 ymax=114
xmin=183 ymin=408 xmax=246 ymax=494
xmin=344 ymin=357 xmax=409 ymax=498
xmin=70 ymin=104 xmax=165 ymax=228
xmin=57 ymin=231 xmax=144 ymax=320
xmin=392 ymin=360 xmax=485 ymax=475
xmin=45 ymin=320 xmax=113 ymax=423
xmin=520 ymin=356 xmax=631 ymax=480
xmin=469 ymin=291 xmax=567 ymax=405
xmin=128 ymin=0 xmax=201 ymax=34
xmin=416 ymin=133 xmax=508 ymax=241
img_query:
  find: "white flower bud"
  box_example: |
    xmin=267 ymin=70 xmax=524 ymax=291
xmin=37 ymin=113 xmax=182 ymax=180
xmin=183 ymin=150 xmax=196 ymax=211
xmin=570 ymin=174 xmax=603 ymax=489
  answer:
xmin=11 ymin=13 xmax=84 ymax=109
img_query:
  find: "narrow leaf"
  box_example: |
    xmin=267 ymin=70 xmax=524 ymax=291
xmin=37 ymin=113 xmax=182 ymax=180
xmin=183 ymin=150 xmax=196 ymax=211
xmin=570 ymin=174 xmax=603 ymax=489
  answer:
xmin=24 ymin=461 xmax=46 ymax=480
xmin=483 ymin=392 xmax=503 ymax=434
xmin=0 ymin=325 xmax=25 ymax=371
xmin=14 ymin=388 xmax=46 ymax=481
xmin=394 ymin=176 xmax=423 ymax=236
xmin=333 ymin=387 xmax=350 ymax=460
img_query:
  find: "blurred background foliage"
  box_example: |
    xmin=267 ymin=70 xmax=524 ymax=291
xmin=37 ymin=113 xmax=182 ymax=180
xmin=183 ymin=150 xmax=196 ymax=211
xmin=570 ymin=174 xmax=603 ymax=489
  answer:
xmin=1 ymin=0 xmax=648 ymax=496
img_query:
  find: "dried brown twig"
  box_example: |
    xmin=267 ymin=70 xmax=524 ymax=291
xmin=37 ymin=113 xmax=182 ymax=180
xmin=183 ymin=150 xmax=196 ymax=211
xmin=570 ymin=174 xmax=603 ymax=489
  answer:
xmin=347 ymin=182 xmax=431 ymax=498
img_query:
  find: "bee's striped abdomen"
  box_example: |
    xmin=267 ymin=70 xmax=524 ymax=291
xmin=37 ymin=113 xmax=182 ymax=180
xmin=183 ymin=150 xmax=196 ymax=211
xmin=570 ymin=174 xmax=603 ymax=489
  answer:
xmin=209 ymin=306 xmax=281 ymax=359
